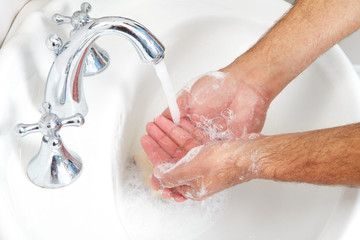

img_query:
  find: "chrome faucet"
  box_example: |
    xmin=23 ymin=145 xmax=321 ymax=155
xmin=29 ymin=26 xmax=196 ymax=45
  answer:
xmin=45 ymin=2 xmax=165 ymax=118
xmin=16 ymin=2 xmax=165 ymax=188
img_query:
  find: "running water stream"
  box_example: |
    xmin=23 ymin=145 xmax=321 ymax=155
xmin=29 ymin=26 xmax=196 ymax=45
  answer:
xmin=153 ymin=60 xmax=181 ymax=125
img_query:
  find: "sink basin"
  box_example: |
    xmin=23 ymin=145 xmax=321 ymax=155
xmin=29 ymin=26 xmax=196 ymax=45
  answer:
xmin=1 ymin=0 xmax=360 ymax=239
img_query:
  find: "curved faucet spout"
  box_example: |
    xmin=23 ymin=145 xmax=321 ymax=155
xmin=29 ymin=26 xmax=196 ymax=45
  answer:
xmin=45 ymin=16 xmax=165 ymax=118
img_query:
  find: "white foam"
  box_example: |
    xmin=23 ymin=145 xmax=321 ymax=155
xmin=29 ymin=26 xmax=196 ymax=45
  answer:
xmin=247 ymin=133 xmax=260 ymax=140
xmin=205 ymin=71 xmax=227 ymax=80
xmin=118 ymin=158 xmax=226 ymax=240
xmin=156 ymin=145 xmax=205 ymax=177
xmin=178 ymin=71 xmax=227 ymax=95
xmin=187 ymin=109 xmax=235 ymax=141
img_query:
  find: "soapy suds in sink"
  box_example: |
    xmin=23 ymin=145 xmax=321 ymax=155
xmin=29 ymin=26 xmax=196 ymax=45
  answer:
xmin=116 ymin=70 xmax=231 ymax=239
xmin=118 ymin=150 xmax=226 ymax=240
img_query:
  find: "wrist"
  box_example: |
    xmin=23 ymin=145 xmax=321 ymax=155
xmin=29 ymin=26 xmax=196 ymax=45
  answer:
xmin=230 ymin=135 xmax=270 ymax=182
xmin=238 ymin=134 xmax=278 ymax=181
xmin=221 ymin=53 xmax=286 ymax=102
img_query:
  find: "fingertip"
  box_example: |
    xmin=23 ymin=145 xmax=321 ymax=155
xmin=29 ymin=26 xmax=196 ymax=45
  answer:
xmin=151 ymin=175 xmax=160 ymax=191
xmin=160 ymin=188 xmax=172 ymax=199
xmin=145 ymin=122 xmax=154 ymax=133
xmin=154 ymin=114 xmax=168 ymax=124
xmin=162 ymin=108 xmax=172 ymax=120
xmin=171 ymin=189 xmax=187 ymax=202
xmin=140 ymin=135 xmax=151 ymax=147
xmin=173 ymin=195 xmax=187 ymax=202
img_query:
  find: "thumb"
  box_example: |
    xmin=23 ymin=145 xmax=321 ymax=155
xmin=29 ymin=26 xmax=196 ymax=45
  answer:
xmin=153 ymin=163 xmax=185 ymax=188
xmin=155 ymin=144 xmax=205 ymax=187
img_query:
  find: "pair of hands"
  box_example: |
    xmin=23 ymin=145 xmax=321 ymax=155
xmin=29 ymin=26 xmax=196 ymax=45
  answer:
xmin=141 ymin=70 xmax=271 ymax=201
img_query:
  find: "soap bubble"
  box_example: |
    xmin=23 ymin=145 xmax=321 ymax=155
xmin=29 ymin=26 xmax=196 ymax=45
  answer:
xmin=187 ymin=108 xmax=235 ymax=141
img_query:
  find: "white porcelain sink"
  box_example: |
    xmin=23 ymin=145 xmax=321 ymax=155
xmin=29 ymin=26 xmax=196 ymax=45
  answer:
xmin=1 ymin=0 xmax=360 ymax=239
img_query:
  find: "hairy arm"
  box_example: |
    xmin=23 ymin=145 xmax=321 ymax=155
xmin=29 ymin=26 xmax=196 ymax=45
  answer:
xmin=256 ymin=123 xmax=360 ymax=186
xmin=224 ymin=0 xmax=360 ymax=100
xmin=153 ymin=123 xmax=360 ymax=201
xmin=222 ymin=0 xmax=360 ymax=187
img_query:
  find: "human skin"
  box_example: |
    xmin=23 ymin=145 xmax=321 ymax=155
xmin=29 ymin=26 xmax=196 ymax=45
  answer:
xmin=142 ymin=0 xmax=360 ymax=201
xmin=143 ymin=119 xmax=360 ymax=200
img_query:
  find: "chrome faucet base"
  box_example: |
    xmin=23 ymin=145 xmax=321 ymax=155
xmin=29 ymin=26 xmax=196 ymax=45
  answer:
xmin=84 ymin=44 xmax=110 ymax=76
xmin=17 ymin=103 xmax=85 ymax=188
xmin=27 ymin=136 xmax=82 ymax=188
xmin=49 ymin=3 xmax=111 ymax=77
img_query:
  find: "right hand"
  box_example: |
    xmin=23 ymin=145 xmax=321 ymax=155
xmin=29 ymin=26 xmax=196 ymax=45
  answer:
xmin=143 ymin=68 xmax=273 ymax=201
xmin=162 ymin=68 xmax=271 ymax=139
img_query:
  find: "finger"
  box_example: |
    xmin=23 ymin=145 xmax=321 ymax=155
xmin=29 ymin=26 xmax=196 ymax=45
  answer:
xmin=179 ymin=118 xmax=210 ymax=143
xmin=162 ymin=108 xmax=172 ymax=120
xmin=154 ymin=115 xmax=201 ymax=151
xmin=146 ymin=122 xmax=185 ymax=158
xmin=159 ymin=187 xmax=187 ymax=201
xmin=160 ymin=188 xmax=173 ymax=199
xmin=140 ymin=135 xmax=171 ymax=166
xmin=173 ymin=185 xmax=202 ymax=201
xmin=155 ymin=166 xmax=197 ymax=191
xmin=151 ymin=175 xmax=185 ymax=202
xmin=150 ymin=175 xmax=161 ymax=191
xmin=175 ymin=184 xmax=212 ymax=201
xmin=171 ymin=189 xmax=187 ymax=202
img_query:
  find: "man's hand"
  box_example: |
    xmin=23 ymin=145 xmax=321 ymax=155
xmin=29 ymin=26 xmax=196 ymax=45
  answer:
xmin=141 ymin=115 xmax=205 ymax=201
xmin=141 ymin=115 xmax=259 ymax=201
xmin=153 ymin=139 xmax=256 ymax=201
xmin=163 ymin=71 xmax=271 ymax=139
xmin=142 ymin=118 xmax=360 ymax=202
xmin=143 ymin=71 xmax=271 ymax=201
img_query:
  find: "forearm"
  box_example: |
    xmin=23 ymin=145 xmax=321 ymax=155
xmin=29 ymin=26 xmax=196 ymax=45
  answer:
xmin=224 ymin=0 xmax=360 ymax=100
xmin=253 ymin=123 xmax=360 ymax=186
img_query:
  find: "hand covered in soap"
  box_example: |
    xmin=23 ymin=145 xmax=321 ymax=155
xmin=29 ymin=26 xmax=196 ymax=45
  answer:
xmin=162 ymin=70 xmax=271 ymax=139
xmin=141 ymin=115 xmax=258 ymax=201
xmin=141 ymin=115 xmax=205 ymax=201
xmin=142 ymin=70 xmax=271 ymax=201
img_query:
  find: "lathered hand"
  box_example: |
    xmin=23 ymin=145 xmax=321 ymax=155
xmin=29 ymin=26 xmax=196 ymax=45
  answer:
xmin=141 ymin=115 xmax=261 ymax=201
xmin=145 ymin=69 xmax=271 ymax=200
xmin=162 ymin=70 xmax=270 ymax=139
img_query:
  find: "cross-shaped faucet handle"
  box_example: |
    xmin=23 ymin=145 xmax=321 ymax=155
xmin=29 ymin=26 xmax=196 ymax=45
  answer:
xmin=52 ymin=2 xmax=93 ymax=31
xmin=17 ymin=102 xmax=84 ymax=139
xmin=16 ymin=102 xmax=85 ymax=188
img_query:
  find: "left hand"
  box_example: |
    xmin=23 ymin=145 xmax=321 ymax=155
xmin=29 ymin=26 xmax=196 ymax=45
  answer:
xmin=153 ymin=139 xmax=255 ymax=201
xmin=141 ymin=115 xmax=258 ymax=201
xmin=141 ymin=115 xmax=206 ymax=201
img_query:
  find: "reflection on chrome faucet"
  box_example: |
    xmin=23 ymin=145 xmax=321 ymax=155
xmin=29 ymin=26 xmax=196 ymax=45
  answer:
xmin=16 ymin=102 xmax=84 ymax=188
xmin=45 ymin=2 xmax=165 ymax=118
xmin=16 ymin=2 xmax=165 ymax=188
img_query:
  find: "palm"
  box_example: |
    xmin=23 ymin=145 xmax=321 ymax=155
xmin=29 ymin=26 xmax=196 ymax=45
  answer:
xmin=163 ymin=72 xmax=269 ymax=139
xmin=141 ymin=116 xmax=206 ymax=201
xmin=142 ymin=71 xmax=270 ymax=201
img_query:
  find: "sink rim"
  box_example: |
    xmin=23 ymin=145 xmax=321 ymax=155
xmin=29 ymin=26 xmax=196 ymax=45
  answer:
xmin=0 ymin=0 xmax=359 ymax=239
